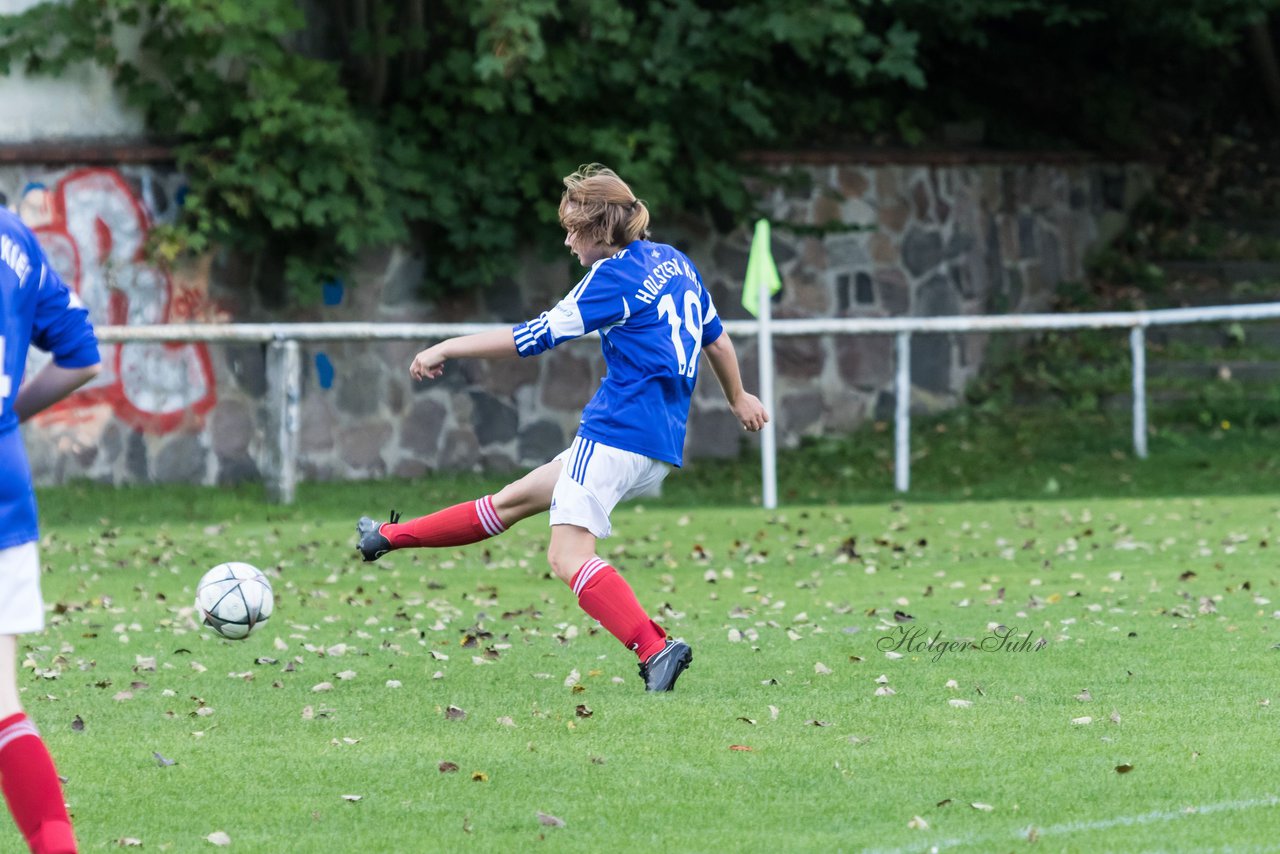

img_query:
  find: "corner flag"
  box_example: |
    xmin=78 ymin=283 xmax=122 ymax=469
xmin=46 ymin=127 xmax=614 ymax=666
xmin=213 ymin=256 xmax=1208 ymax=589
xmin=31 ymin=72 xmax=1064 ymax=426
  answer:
xmin=741 ymin=219 xmax=781 ymax=317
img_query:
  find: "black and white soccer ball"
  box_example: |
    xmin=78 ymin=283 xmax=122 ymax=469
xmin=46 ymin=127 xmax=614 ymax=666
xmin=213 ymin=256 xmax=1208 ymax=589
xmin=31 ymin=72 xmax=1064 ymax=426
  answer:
xmin=195 ymin=562 xmax=274 ymax=640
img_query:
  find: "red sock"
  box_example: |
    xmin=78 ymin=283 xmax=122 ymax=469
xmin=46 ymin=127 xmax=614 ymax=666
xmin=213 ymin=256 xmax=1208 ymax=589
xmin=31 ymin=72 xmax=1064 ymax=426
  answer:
xmin=381 ymin=495 xmax=507 ymax=550
xmin=569 ymin=558 xmax=667 ymax=661
xmin=0 ymin=714 xmax=77 ymax=854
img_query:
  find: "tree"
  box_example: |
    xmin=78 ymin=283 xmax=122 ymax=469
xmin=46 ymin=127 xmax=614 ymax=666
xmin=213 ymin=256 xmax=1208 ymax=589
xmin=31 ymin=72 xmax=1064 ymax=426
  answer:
xmin=1 ymin=0 xmax=1274 ymax=303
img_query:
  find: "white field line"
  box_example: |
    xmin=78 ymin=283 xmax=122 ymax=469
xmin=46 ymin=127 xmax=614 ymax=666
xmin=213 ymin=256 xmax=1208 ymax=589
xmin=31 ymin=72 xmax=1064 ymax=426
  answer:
xmin=866 ymin=794 xmax=1280 ymax=854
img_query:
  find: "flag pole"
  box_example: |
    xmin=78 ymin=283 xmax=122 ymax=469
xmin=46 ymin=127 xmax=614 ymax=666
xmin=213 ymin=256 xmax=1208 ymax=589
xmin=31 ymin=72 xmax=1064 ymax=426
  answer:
xmin=758 ymin=252 xmax=778 ymax=511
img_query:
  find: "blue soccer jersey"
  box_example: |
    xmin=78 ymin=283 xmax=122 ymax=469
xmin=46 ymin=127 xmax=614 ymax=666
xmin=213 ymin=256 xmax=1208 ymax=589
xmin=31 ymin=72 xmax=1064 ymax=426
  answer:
xmin=512 ymin=240 xmax=723 ymax=466
xmin=0 ymin=208 xmax=100 ymax=549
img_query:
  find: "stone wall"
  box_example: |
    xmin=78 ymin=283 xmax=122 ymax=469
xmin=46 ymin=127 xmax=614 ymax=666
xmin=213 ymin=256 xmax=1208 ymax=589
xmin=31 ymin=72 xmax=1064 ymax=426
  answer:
xmin=12 ymin=156 xmax=1154 ymax=487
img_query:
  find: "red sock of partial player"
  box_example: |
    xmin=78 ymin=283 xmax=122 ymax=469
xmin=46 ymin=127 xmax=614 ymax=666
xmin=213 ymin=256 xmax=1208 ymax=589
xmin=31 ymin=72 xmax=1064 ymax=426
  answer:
xmin=0 ymin=713 xmax=77 ymax=854
xmin=381 ymin=495 xmax=507 ymax=549
xmin=569 ymin=558 xmax=667 ymax=661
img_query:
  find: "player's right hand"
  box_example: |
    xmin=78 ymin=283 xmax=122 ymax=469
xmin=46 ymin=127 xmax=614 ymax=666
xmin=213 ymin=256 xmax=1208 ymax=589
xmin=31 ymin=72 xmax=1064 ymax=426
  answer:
xmin=732 ymin=392 xmax=769 ymax=432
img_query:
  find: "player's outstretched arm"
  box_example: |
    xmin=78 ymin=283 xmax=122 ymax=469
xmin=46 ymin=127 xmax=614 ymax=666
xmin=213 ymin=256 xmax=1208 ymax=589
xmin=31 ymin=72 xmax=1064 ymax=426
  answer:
xmin=702 ymin=334 xmax=769 ymax=432
xmin=410 ymin=328 xmax=519 ymax=381
xmin=15 ymin=362 xmax=101 ymax=422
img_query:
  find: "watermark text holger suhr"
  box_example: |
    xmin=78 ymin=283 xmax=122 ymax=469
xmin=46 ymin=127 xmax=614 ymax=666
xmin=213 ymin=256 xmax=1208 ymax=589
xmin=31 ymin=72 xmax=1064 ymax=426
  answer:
xmin=877 ymin=625 xmax=1047 ymax=663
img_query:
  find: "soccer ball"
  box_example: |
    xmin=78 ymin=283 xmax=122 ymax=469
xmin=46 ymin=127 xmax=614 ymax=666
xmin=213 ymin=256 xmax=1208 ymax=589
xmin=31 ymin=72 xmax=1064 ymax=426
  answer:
xmin=195 ymin=562 xmax=274 ymax=640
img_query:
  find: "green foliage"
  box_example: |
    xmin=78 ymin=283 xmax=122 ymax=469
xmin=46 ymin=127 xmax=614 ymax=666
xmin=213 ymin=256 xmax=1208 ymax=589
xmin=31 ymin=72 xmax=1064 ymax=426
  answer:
xmin=1 ymin=0 xmax=1276 ymax=301
xmin=0 ymin=0 xmax=398 ymax=297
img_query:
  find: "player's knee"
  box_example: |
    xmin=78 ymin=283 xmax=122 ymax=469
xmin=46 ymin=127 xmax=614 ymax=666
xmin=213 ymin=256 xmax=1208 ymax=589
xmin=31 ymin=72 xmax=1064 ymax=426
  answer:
xmin=545 ymin=544 xmax=580 ymax=584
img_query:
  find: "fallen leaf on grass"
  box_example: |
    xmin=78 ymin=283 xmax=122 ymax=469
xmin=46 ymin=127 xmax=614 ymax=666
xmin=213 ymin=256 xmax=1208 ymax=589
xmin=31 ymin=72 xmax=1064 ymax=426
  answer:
xmin=908 ymin=816 xmax=929 ymax=830
xmin=117 ymin=838 xmax=143 ymax=847
xmin=311 ymin=682 xmax=334 ymax=693
xmin=1115 ymin=764 xmax=1134 ymax=774
xmin=341 ymin=794 xmax=362 ymax=802
xmin=575 ymin=704 xmax=593 ymax=719
xmin=737 ymin=717 xmax=756 ymax=725
xmin=205 ymin=831 xmax=231 ymax=846
xmin=71 ymin=715 xmax=84 ymax=732
xmin=729 ymin=745 xmax=753 ymax=752
xmin=970 ymin=802 xmax=994 ymax=811
xmin=804 ymin=720 xmax=831 ymax=727
xmin=445 ymin=705 xmax=467 ymax=721
xmin=536 ymin=812 xmax=566 ymax=828
xmin=1075 ymin=689 xmax=1093 ymax=702
xmin=948 ymin=699 xmax=972 ymax=708
xmin=471 ymin=771 xmax=488 ymax=782
xmin=335 ymin=670 xmax=357 ymax=681
xmin=153 ymin=751 xmax=175 ymax=767
xmin=439 ymin=762 xmax=459 ymax=773
xmin=814 ymin=662 xmax=832 ymax=675
xmin=496 ymin=716 xmax=516 ymax=727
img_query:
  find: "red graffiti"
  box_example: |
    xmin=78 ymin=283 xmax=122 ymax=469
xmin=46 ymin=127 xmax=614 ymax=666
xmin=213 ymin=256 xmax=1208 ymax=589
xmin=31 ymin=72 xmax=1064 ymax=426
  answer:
xmin=32 ymin=168 xmax=217 ymax=434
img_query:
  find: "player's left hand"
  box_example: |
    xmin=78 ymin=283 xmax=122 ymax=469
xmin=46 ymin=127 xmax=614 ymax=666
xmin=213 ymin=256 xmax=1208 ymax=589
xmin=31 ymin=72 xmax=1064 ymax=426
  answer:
xmin=731 ymin=393 xmax=769 ymax=432
xmin=410 ymin=345 xmax=448 ymax=381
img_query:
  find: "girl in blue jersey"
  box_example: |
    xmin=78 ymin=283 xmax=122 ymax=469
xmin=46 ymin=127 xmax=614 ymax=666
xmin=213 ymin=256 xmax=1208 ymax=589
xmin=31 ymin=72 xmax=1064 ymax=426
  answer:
xmin=0 ymin=207 xmax=100 ymax=853
xmin=359 ymin=164 xmax=767 ymax=691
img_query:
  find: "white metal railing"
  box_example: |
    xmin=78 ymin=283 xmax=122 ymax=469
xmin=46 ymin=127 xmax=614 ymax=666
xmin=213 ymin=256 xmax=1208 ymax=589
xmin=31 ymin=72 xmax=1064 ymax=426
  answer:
xmin=96 ymin=301 xmax=1280 ymax=505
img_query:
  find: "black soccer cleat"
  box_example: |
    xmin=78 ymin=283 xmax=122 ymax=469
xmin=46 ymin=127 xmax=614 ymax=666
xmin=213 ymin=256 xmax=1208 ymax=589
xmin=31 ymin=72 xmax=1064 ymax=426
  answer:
xmin=356 ymin=510 xmax=400 ymax=562
xmin=638 ymin=639 xmax=693 ymax=692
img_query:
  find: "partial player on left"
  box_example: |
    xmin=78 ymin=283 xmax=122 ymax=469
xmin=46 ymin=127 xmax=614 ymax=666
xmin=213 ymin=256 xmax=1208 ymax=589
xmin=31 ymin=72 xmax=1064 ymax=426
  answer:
xmin=0 ymin=206 xmax=101 ymax=854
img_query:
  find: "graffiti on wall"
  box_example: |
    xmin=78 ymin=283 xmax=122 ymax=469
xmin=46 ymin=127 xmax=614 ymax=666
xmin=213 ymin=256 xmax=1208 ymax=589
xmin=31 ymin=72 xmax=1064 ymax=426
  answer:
xmin=25 ymin=168 xmax=218 ymax=433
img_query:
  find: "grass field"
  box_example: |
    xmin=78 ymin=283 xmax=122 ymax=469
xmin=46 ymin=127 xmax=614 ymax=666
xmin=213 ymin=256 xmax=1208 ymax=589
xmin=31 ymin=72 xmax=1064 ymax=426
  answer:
xmin=16 ymin=425 xmax=1280 ymax=853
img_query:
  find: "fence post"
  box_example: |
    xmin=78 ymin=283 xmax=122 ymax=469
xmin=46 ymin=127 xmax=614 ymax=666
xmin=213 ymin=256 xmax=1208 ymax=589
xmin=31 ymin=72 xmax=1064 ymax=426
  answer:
xmin=265 ymin=339 xmax=301 ymax=504
xmin=894 ymin=331 xmax=912 ymax=492
xmin=1130 ymin=325 xmax=1148 ymax=459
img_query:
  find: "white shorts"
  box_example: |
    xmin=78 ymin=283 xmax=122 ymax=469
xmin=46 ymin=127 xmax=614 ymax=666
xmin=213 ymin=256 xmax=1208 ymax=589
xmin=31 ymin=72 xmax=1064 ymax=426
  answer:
xmin=0 ymin=542 xmax=44 ymax=635
xmin=550 ymin=437 xmax=671 ymax=538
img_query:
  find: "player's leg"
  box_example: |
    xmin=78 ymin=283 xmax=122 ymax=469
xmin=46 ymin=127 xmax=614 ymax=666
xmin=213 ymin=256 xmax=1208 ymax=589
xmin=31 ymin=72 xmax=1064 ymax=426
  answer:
xmin=0 ymin=544 xmax=77 ymax=854
xmin=356 ymin=459 xmax=561 ymax=561
xmin=547 ymin=439 xmax=691 ymax=690
xmin=547 ymin=522 xmax=667 ymax=662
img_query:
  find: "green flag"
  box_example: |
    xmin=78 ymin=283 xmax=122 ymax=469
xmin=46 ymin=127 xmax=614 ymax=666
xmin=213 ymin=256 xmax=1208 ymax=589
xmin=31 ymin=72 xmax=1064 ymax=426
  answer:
xmin=742 ymin=218 xmax=781 ymax=317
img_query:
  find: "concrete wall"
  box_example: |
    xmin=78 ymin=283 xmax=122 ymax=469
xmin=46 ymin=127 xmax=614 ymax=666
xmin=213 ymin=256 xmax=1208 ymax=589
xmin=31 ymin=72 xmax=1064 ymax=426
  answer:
xmin=10 ymin=156 xmax=1155 ymax=487
xmin=0 ymin=1 xmax=146 ymax=142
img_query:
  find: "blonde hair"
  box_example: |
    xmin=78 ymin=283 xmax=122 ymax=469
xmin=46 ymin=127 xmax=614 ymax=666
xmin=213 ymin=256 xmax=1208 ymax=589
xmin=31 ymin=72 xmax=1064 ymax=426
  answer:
xmin=558 ymin=163 xmax=651 ymax=247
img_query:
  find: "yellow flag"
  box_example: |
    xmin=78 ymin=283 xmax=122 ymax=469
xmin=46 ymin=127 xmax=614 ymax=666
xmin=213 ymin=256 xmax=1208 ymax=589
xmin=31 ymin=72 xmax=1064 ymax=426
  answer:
xmin=741 ymin=219 xmax=781 ymax=317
